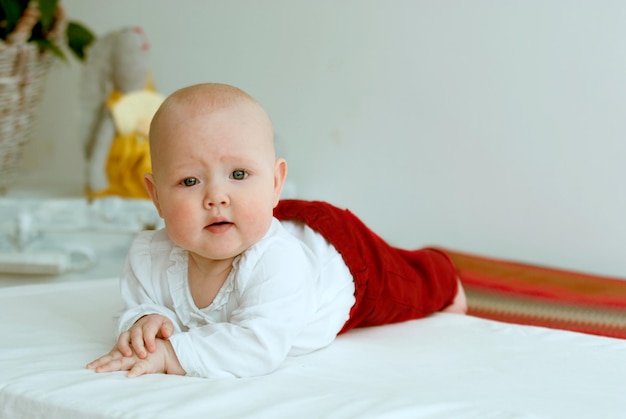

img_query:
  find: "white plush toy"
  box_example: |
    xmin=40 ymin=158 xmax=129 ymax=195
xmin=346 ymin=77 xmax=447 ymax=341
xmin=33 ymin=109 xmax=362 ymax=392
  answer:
xmin=81 ymin=26 xmax=164 ymax=199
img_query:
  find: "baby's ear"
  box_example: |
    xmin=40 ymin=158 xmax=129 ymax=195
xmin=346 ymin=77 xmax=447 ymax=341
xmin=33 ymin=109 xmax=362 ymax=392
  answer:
xmin=144 ymin=173 xmax=164 ymax=217
xmin=273 ymin=158 xmax=288 ymax=206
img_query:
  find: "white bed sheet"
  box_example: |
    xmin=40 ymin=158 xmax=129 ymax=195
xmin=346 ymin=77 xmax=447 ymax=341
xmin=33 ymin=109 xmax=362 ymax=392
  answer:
xmin=1 ymin=278 xmax=625 ymax=419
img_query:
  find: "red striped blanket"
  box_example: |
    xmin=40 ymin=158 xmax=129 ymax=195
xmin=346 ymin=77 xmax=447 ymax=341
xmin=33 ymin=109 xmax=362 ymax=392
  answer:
xmin=443 ymin=250 xmax=626 ymax=339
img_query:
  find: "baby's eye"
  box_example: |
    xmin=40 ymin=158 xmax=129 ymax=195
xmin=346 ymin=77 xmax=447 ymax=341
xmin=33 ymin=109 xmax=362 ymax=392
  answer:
xmin=181 ymin=177 xmax=198 ymax=187
xmin=231 ymin=170 xmax=248 ymax=180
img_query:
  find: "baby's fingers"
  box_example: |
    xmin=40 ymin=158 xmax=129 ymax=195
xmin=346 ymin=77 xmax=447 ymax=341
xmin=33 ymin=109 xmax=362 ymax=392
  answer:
xmin=92 ymin=355 xmax=137 ymax=374
xmin=159 ymin=321 xmax=174 ymax=339
xmin=126 ymin=359 xmax=153 ymax=378
xmin=116 ymin=331 xmax=133 ymax=357
xmin=130 ymin=326 xmax=150 ymax=358
xmin=140 ymin=317 xmax=173 ymax=349
xmin=86 ymin=356 xmax=107 ymax=370
xmin=86 ymin=351 xmax=123 ymax=371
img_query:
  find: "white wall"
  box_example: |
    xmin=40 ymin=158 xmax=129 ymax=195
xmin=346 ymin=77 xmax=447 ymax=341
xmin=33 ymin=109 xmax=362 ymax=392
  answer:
xmin=16 ymin=0 xmax=626 ymax=278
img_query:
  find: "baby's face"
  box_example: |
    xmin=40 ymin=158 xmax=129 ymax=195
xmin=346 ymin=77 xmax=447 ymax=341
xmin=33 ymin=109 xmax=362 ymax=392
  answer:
xmin=146 ymin=96 xmax=285 ymax=263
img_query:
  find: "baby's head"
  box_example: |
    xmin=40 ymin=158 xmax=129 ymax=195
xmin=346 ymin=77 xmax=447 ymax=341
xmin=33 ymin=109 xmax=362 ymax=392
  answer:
xmin=144 ymin=83 xmax=287 ymax=262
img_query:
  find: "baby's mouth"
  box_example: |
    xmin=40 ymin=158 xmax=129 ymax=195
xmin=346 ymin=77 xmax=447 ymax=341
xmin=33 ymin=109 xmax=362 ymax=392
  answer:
xmin=205 ymin=221 xmax=233 ymax=234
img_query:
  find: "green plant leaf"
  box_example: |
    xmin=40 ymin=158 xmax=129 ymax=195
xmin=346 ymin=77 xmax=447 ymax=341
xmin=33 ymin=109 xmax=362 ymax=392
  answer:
xmin=66 ymin=21 xmax=94 ymax=60
xmin=0 ymin=0 xmax=26 ymax=38
xmin=34 ymin=37 xmax=65 ymax=60
xmin=34 ymin=0 xmax=58 ymax=31
xmin=1 ymin=0 xmax=95 ymax=63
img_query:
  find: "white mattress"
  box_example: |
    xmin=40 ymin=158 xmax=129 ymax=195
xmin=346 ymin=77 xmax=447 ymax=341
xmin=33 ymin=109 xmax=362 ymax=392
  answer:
xmin=1 ymin=278 xmax=626 ymax=419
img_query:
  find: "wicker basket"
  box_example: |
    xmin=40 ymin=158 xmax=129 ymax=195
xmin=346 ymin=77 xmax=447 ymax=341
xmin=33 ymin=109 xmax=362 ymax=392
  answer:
xmin=0 ymin=3 xmax=66 ymax=193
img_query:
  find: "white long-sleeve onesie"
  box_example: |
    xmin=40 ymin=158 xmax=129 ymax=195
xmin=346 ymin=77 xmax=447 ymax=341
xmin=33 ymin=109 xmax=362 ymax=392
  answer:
xmin=117 ymin=218 xmax=355 ymax=378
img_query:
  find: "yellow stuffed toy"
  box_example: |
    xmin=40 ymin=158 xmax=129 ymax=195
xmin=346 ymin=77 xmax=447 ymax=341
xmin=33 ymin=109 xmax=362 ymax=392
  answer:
xmin=81 ymin=27 xmax=164 ymax=200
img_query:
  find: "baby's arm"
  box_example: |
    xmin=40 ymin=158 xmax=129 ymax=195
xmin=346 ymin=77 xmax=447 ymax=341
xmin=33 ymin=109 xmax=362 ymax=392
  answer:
xmin=116 ymin=313 xmax=175 ymax=358
xmin=87 ymin=338 xmax=185 ymax=378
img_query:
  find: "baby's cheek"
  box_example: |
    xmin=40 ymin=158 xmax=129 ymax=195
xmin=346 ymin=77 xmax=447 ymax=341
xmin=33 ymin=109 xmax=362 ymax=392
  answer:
xmin=162 ymin=211 xmax=193 ymax=244
xmin=243 ymin=209 xmax=274 ymax=241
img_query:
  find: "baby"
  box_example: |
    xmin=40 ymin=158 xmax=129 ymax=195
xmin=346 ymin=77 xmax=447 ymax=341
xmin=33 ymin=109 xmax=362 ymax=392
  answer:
xmin=87 ymin=83 xmax=467 ymax=379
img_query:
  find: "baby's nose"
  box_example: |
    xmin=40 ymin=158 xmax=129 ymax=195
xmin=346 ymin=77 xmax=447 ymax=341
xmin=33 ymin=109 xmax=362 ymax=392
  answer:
xmin=204 ymin=185 xmax=230 ymax=208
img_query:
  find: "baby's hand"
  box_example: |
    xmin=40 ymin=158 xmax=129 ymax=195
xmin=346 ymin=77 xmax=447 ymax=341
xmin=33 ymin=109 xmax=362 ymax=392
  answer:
xmin=87 ymin=338 xmax=184 ymax=378
xmin=117 ymin=314 xmax=174 ymax=359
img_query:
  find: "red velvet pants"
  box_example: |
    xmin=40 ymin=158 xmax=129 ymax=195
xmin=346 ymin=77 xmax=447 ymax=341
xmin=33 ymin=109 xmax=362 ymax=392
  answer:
xmin=274 ymin=200 xmax=459 ymax=334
